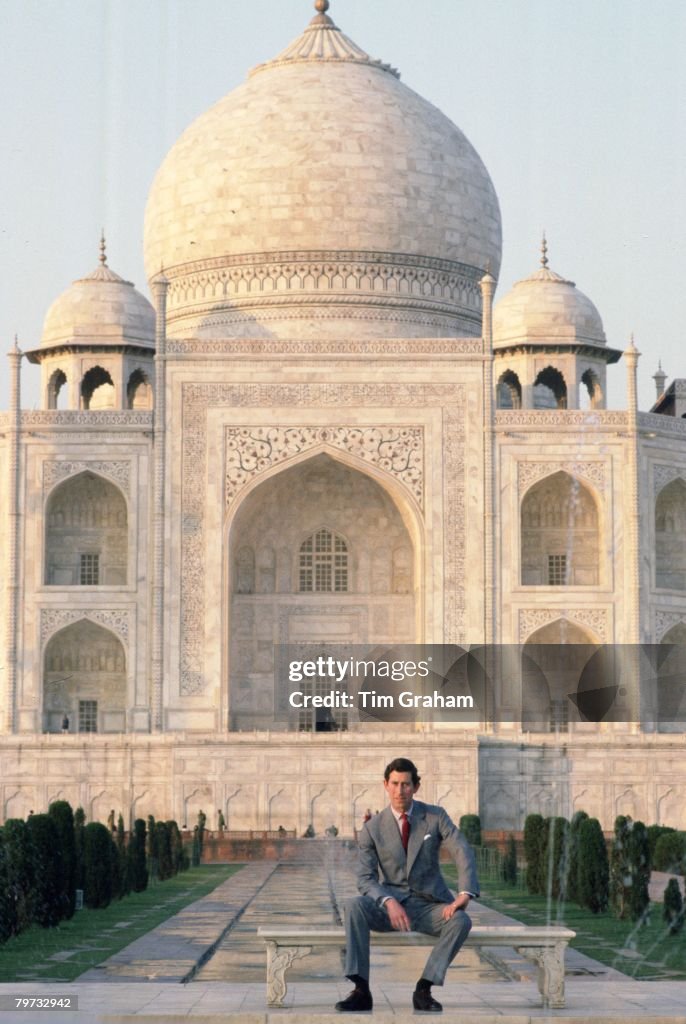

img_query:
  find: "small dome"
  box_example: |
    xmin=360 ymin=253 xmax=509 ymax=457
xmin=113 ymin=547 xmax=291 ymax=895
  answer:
xmin=41 ymin=249 xmax=155 ymax=350
xmin=143 ymin=5 xmax=501 ymax=340
xmin=493 ymin=246 xmax=606 ymax=350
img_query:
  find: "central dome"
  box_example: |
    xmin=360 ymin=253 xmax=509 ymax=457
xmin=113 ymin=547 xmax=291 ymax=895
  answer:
xmin=144 ymin=4 xmax=502 ymax=340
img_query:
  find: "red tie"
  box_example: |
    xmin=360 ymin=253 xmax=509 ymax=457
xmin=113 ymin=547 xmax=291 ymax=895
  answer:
xmin=400 ymin=812 xmax=410 ymax=852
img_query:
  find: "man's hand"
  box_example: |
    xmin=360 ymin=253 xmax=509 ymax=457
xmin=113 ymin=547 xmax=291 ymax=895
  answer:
xmin=384 ymin=897 xmax=411 ymax=931
xmin=441 ymin=892 xmax=471 ymax=921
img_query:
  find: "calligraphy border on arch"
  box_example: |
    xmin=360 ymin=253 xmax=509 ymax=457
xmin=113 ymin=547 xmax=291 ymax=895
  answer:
xmin=180 ymin=382 xmax=466 ymax=694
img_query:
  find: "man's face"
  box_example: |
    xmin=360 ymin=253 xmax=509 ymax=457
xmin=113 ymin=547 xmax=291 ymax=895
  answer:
xmin=384 ymin=770 xmax=419 ymax=813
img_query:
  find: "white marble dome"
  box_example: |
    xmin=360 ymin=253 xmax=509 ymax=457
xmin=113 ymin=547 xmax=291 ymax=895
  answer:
xmin=493 ymin=260 xmax=606 ymax=350
xmin=143 ymin=5 xmax=501 ymax=340
xmin=41 ymin=259 xmax=155 ymax=350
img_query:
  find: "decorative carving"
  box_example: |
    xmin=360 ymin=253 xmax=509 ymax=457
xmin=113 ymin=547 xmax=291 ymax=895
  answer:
xmin=640 ymin=411 xmax=686 ymax=436
xmin=653 ymin=464 xmax=686 ymax=496
xmin=519 ymin=608 xmax=609 ymax=643
xmin=518 ymin=460 xmax=606 ymax=496
xmin=180 ymin=382 xmax=465 ymax=693
xmin=166 ymin=337 xmax=483 ymax=356
xmin=514 ymin=943 xmax=567 ymax=1008
xmin=164 ymin=249 xmax=483 ymax=333
xmin=19 ymin=410 xmax=152 ymax=427
xmin=655 ymin=611 xmax=686 ymax=642
xmin=40 ymin=608 xmax=131 ymax=646
xmin=265 ymin=941 xmax=312 ymax=1007
xmin=225 ymin=426 xmax=423 ymax=509
xmin=497 ymin=410 xmax=629 ymax=428
xmin=43 ymin=460 xmax=131 ymax=496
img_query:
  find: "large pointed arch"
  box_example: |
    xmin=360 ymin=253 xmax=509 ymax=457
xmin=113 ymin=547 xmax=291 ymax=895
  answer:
xmin=655 ymin=478 xmax=686 ymax=590
xmin=224 ymin=448 xmax=424 ymax=732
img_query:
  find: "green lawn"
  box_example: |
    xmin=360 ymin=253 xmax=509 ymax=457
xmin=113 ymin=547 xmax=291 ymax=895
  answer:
xmin=443 ymin=865 xmax=686 ymax=981
xmin=0 ymin=864 xmax=242 ymax=983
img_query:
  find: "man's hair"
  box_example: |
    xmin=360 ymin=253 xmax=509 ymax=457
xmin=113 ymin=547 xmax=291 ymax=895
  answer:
xmin=384 ymin=757 xmax=420 ymax=786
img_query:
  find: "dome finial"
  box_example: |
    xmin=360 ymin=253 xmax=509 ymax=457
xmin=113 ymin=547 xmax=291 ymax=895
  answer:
xmin=540 ymin=231 xmax=549 ymax=269
xmin=309 ymin=0 xmax=334 ymax=26
xmin=314 ymin=0 xmax=330 ymax=13
xmin=99 ymin=230 xmax=108 ymax=266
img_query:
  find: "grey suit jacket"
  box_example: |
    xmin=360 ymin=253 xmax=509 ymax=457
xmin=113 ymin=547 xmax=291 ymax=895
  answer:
xmin=357 ymin=801 xmax=479 ymax=905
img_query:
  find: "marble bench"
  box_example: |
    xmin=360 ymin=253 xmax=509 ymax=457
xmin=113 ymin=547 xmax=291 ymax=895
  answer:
xmin=257 ymin=923 xmax=576 ymax=1009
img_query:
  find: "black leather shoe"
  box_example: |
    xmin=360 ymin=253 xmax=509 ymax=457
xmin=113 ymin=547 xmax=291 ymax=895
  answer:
xmin=335 ymin=986 xmax=373 ymax=1012
xmin=412 ymin=988 xmax=442 ymax=1012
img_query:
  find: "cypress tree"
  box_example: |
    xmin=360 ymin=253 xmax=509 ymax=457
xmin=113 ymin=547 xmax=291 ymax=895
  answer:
xmin=74 ymin=807 xmax=86 ymax=892
xmin=663 ymin=878 xmax=684 ymax=935
xmin=115 ymin=814 xmax=130 ymax=897
xmin=129 ymin=819 xmax=148 ymax=892
xmin=545 ymin=816 xmax=569 ymax=900
xmin=48 ymin=800 xmax=76 ymax=919
xmin=146 ymin=815 xmax=158 ymax=882
xmin=155 ymin=822 xmax=172 ymax=880
xmin=524 ymin=813 xmax=546 ymax=895
xmin=501 ymin=834 xmax=518 ymax=885
xmin=3 ymin=819 xmax=35 ymax=934
xmin=577 ymin=817 xmax=609 ymax=913
xmin=167 ymin=821 xmax=184 ymax=876
xmin=566 ymin=810 xmax=589 ymax=904
xmin=83 ymin=822 xmax=114 ymax=909
xmin=626 ymin=820 xmax=651 ymax=924
xmin=459 ymin=814 xmax=482 ymax=847
xmin=0 ymin=830 xmax=14 ymax=943
xmin=26 ymin=814 xmax=63 ymax=927
xmin=610 ymin=815 xmax=632 ymax=919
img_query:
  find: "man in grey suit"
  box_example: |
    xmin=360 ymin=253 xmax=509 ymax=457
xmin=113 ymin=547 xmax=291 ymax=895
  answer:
xmin=336 ymin=757 xmax=479 ymax=1013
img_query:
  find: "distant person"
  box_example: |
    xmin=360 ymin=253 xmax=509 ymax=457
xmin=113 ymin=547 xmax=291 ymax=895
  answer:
xmin=107 ymin=809 xmax=115 ymax=832
xmin=61 ymin=714 xmax=69 ymax=733
xmin=217 ymin=809 xmax=225 ymax=832
xmin=335 ymin=757 xmax=479 ymax=1014
xmin=278 ymin=824 xmax=287 ymax=836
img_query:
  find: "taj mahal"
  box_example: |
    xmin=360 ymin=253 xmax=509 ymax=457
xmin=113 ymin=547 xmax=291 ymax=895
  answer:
xmin=1 ymin=1 xmax=685 ymax=835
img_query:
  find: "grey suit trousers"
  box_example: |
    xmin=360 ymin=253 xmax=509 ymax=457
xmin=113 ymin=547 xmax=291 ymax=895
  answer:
xmin=343 ymin=894 xmax=472 ymax=985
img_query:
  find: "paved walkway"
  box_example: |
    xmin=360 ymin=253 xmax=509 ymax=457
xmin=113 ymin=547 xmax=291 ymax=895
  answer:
xmin=1 ymin=849 xmax=685 ymax=1023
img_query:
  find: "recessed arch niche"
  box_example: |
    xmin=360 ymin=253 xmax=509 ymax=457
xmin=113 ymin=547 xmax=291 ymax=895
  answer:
xmin=43 ymin=619 xmax=126 ymax=734
xmin=522 ymin=618 xmax=599 ymax=732
xmin=521 ymin=471 xmax=600 ymax=586
xmin=655 ymin=478 xmax=686 ymax=590
xmin=45 ymin=471 xmax=128 ymax=585
xmin=227 ymin=452 xmax=417 ymax=730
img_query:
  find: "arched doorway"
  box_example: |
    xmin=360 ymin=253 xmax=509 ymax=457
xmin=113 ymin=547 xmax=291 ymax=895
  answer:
xmin=45 ymin=471 xmax=128 ymax=586
xmin=43 ymin=619 xmax=127 ymax=733
xmin=521 ymin=471 xmax=600 ymax=586
xmin=523 ymin=618 xmax=599 ymax=732
xmin=227 ymin=453 xmax=417 ymax=730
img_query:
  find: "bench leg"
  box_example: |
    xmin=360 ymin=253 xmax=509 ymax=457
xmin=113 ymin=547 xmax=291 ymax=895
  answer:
xmin=514 ymin=943 xmax=566 ymax=1008
xmin=265 ymin=941 xmax=312 ymax=1007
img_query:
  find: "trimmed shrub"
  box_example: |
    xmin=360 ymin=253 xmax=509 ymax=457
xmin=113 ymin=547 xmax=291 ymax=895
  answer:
xmin=197 ymin=810 xmax=207 ymax=860
xmin=116 ymin=814 xmax=130 ymax=898
xmin=501 ymin=834 xmax=517 ymax=885
xmin=74 ymin=807 xmax=86 ymax=892
xmin=83 ymin=822 xmax=114 ymax=909
xmin=545 ymin=816 xmax=569 ymax=900
xmin=129 ymin=819 xmax=148 ymax=893
xmin=647 ymin=824 xmax=675 ymax=867
xmin=459 ymin=814 xmax=482 ymax=847
xmin=155 ymin=822 xmax=173 ymax=881
xmin=2 ymin=819 xmax=35 ymax=934
xmin=566 ymin=810 xmax=589 ymax=905
xmin=26 ymin=814 xmax=63 ymax=927
xmin=146 ymin=815 xmax=158 ymax=881
xmin=0 ymin=831 xmax=14 ymax=944
xmin=524 ymin=813 xmax=546 ymax=895
xmin=625 ymin=821 xmax=651 ymax=924
xmin=577 ymin=817 xmax=609 ymax=913
xmin=610 ymin=815 xmax=632 ymax=919
xmin=653 ymin=831 xmax=686 ymax=874
xmin=663 ymin=878 xmax=684 ymax=935
xmin=167 ymin=821 xmax=184 ymax=876
xmin=48 ymin=800 xmax=76 ymax=919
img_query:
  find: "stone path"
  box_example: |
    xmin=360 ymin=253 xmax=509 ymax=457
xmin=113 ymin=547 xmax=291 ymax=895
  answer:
xmin=1 ymin=850 xmax=685 ymax=1022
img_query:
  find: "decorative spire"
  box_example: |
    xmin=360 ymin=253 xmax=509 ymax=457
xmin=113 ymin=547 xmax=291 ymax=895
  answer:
xmin=99 ymin=230 xmax=107 ymax=266
xmin=653 ymin=360 xmax=667 ymax=399
xmin=540 ymin=232 xmax=549 ymax=269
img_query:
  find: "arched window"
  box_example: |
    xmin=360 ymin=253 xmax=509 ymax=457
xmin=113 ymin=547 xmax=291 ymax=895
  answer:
xmin=48 ymin=369 xmax=68 ymax=410
xmin=127 ymin=369 xmax=153 ymax=409
xmin=533 ymin=366 xmax=567 ymax=409
xmin=45 ymin=471 xmax=128 ymax=585
xmin=299 ymin=528 xmax=348 ymax=592
xmin=496 ymin=370 xmax=522 ymax=409
xmin=521 ymin=471 xmax=599 ymax=585
xmin=82 ymin=366 xmax=115 ymax=410
xmin=580 ymin=368 xmax=603 ymax=409
xmin=655 ymin=478 xmax=686 ymax=589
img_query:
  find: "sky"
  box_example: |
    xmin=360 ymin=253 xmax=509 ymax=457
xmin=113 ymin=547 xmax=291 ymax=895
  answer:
xmin=1 ymin=0 xmax=685 ymax=412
